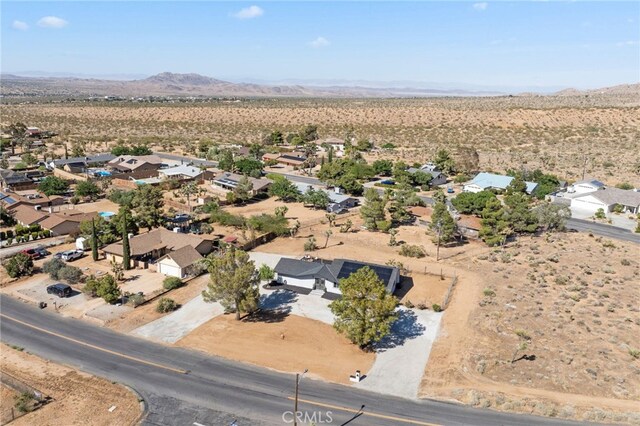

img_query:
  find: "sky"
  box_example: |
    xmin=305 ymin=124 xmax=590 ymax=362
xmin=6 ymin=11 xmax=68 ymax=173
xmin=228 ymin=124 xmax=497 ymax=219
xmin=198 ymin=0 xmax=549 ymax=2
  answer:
xmin=2 ymin=1 xmax=639 ymax=89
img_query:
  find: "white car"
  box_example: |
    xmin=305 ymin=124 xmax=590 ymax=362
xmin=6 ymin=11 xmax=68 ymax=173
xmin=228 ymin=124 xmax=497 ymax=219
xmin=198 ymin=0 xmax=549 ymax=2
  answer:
xmin=60 ymin=250 xmax=83 ymax=262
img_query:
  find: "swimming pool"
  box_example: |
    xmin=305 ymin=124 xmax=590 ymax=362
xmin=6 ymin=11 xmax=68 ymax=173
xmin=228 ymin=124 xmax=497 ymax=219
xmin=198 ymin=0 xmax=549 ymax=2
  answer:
xmin=99 ymin=211 xmax=116 ymax=219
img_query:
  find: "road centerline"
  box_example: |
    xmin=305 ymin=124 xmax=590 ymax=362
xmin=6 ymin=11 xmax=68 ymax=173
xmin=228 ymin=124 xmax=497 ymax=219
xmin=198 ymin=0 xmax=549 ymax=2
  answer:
xmin=0 ymin=312 xmax=188 ymax=375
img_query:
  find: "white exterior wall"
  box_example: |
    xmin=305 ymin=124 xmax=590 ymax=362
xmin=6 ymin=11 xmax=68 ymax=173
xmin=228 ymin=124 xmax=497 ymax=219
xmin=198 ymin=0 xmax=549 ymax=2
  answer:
xmin=276 ymin=274 xmax=314 ymax=290
xmin=570 ymin=195 xmax=609 ymax=215
xmin=463 ymin=183 xmax=483 ymax=193
xmin=325 ymin=281 xmax=341 ymax=295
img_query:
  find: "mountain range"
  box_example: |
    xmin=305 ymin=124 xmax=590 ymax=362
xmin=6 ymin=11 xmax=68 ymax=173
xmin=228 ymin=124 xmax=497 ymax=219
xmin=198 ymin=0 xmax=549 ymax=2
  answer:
xmin=1 ymin=72 xmax=637 ymax=98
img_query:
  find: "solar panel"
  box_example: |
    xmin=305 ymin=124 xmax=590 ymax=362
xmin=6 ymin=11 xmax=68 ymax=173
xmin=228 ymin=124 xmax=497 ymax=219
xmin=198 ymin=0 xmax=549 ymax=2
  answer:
xmin=337 ymin=261 xmax=393 ymax=284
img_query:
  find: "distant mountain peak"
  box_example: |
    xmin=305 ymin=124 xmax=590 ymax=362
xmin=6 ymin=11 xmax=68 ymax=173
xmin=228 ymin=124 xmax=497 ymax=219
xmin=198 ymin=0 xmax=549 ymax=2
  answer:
xmin=143 ymin=72 xmax=226 ymax=86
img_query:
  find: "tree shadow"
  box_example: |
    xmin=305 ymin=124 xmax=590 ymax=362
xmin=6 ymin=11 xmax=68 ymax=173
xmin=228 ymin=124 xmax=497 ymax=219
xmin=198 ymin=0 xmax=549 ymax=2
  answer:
xmin=242 ymin=308 xmax=289 ymax=323
xmin=259 ymin=289 xmax=297 ymax=311
xmin=371 ymin=309 xmax=426 ymax=352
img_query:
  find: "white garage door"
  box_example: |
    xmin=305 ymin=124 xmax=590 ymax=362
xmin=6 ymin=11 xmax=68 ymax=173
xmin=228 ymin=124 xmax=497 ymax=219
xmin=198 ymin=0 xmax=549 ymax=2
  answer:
xmin=158 ymin=263 xmax=182 ymax=278
xmin=571 ymin=197 xmax=606 ymax=215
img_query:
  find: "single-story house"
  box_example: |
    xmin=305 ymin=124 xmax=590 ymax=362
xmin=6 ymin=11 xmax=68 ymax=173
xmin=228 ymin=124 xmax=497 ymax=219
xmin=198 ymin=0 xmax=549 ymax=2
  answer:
xmin=570 ymin=187 xmax=640 ymax=216
xmin=262 ymin=153 xmax=307 ymax=167
xmin=0 ymin=170 xmax=36 ymax=191
xmin=11 ymin=204 xmax=49 ymax=226
xmin=315 ymin=137 xmax=346 ymax=156
xmin=211 ymin=172 xmax=272 ymax=195
xmin=158 ymin=164 xmax=203 ymax=181
xmin=1 ymin=191 xmax=65 ymax=212
xmin=463 ymin=172 xmax=538 ymax=195
xmin=50 ymin=153 xmax=116 ymax=171
xmin=294 ymin=183 xmax=358 ymax=213
xmin=156 ymin=245 xmax=203 ymax=278
xmin=38 ymin=211 xmax=99 ymax=236
xmin=25 ymin=127 xmax=41 ymax=137
xmin=102 ymin=228 xmax=215 ymax=269
xmin=567 ymin=179 xmax=606 ymax=194
xmin=108 ymin=155 xmax=165 ymax=173
xmin=274 ymin=257 xmax=400 ymax=297
xmin=457 ymin=214 xmax=482 ymax=239
xmin=407 ymin=168 xmax=447 ymax=186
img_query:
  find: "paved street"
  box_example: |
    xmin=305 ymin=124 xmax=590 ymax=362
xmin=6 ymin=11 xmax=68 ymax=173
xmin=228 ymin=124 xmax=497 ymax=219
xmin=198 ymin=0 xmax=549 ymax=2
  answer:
xmin=0 ymin=295 xmax=587 ymax=426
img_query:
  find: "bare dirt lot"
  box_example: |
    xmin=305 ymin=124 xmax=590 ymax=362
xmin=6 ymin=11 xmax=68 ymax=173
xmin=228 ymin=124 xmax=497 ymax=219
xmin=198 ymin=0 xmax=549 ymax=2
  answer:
xmin=176 ymin=312 xmax=374 ymax=384
xmin=0 ymin=345 xmax=141 ymax=426
xmin=420 ymin=232 xmax=640 ymax=423
xmin=2 ymin=95 xmax=639 ymax=185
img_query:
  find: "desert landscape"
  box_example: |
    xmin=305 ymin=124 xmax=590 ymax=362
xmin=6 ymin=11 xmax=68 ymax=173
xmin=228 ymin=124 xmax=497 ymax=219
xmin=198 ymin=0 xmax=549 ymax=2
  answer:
xmin=2 ymin=89 xmax=639 ymax=186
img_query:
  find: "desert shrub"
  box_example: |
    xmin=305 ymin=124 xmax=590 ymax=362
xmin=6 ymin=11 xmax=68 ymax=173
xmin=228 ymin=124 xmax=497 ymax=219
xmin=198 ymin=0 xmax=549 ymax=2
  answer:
xmin=404 ymin=300 xmax=414 ymax=308
xmin=432 ymin=303 xmax=442 ymax=312
xmin=84 ymin=274 xmax=121 ymax=303
xmin=594 ymin=208 xmax=606 ymax=219
xmin=399 ymin=244 xmax=426 ymax=258
xmin=304 ymin=236 xmax=318 ymax=251
xmin=58 ymin=266 xmax=83 ymax=284
xmin=483 ymin=288 xmax=496 ymax=297
xmin=43 ymin=258 xmax=65 ymax=279
xmin=258 ymin=264 xmax=275 ymax=281
xmin=3 ymin=253 xmax=34 ymax=278
xmin=629 ymin=348 xmax=640 ymax=359
xmin=621 ymin=259 xmax=631 ymax=266
xmin=163 ymin=276 xmax=183 ymax=290
xmin=156 ymin=297 xmax=178 ymax=313
xmin=14 ymin=392 xmax=35 ymax=413
xmin=209 ymin=210 xmax=246 ymax=227
xmin=615 ymin=182 xmax=634 ymax=190
xmin=515 ymin=329 xmax=531 ymax=340
xmin=127 ymin=293 xmax=146 ymax=307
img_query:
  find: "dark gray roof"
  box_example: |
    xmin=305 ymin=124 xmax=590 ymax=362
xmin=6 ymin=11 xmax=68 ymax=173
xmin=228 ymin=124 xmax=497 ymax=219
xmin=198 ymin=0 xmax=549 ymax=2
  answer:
xmin=52 ymin=153 xmax=115 ymax=167
xmin=274 ymin=257 xmax=399 ymax=293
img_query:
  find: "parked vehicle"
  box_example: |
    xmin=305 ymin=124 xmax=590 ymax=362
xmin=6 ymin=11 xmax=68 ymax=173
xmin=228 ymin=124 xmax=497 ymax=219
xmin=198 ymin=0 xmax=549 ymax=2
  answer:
xmin=20 ymin=248 xmax=43 ymax=260
xmin=47 ymin=283 xmax=72 ymax=298
xmin=60 ymin=250 xmax=83 ymax=262
xmin=34 ymin=247 xmax=50 ymax=257
xmin=447 ymin=185 xmax=455 ymax=194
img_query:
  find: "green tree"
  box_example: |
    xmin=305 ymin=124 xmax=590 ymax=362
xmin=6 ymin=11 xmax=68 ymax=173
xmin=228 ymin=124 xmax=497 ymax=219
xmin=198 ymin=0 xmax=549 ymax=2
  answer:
xmin=480 ymin=197 xmax=510 ymax=246
xmin=355 ymin=139 xmax=373 ymax=151
xmin=202 ymin=248 xmax=260 ymax=320
xmin=4 ymin=253 xmax=34 ymax=278
xmin=108 ymin=188 xmax=135 ymax=208
xmin=434 ymin=149 xmax=455 ymax=175
xmin=91 ymin=218 xmax=99 ymax=261
xmin=38 ymin=176 xmax=70 ymax=196
xmin=372 ymin=159 xmax=393 ymax=176
xmin=75 ymin=180 xmax=101 ymax=199
xmin=43 ymin=258 xmax=65 ymax=279
xmin=121 ymin=209 xmax=131 ymax=271
xmin=360 ymin=188 xmax=387 ymax=230
xmin=218 ymin=149 xmax=234 ymax=172
xmin=96 ymin=274 xmax=121 ymax=304
xmin=70 ymin=143 xmax=85 ymax=158
xmin=330 ymin=267 xmax=398 ymax=349
xmin=258 ymin=264 xmax=275 ymax=282
xmin=506 ymin=175 xmax=527 ymax=195
xmin=179 ymin=181 xmax=203 ymax=209
xmin=233 ymin=175 xmax=254 ymax=204
xmin=537 ymin=203 xmax=571 ymax=232
xmin=267 ymin=175 xmax=301 ymax=202
xmin=0 ymin=205 xmax=16 ymax=227
xmin=451 ymin=191 xmax=496 ymax=216
xmin=234 ymin=158 xmax=263 ymax=177
xmin=504 ymin=192 xmax=538 ymax=233
xmin=302 ymin=187 xmax=331 ymax=210
xmin=430 ymin=201 xmax=457 ymax=244
xmin=131 ymin=185 xmax=165 ymax=230
xmin=302 ymin=125 xmax=319 ymax=142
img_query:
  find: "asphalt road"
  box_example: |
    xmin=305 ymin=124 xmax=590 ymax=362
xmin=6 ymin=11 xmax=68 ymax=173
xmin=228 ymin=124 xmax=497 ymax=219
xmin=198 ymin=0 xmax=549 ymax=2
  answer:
xmin=0 ymin=295 xmax=590 ymax=426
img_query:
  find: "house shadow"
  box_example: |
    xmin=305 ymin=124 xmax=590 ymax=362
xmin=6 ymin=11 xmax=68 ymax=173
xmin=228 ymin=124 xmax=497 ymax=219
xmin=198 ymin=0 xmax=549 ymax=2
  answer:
xmin=371 ymin=309 xmax=426 ymax=352
xmin=393 ymin=276 xmax=415 ymax=301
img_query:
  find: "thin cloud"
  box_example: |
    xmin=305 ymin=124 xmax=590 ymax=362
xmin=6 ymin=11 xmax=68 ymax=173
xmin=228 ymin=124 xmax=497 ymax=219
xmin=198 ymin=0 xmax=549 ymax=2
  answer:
xmin=473 ymin=2 xmax=488 ymax=11
xmin=37 ymin=16 xmax=68 ymax=28
xmin=12 ymin=20 xmax=29 ymax=31
xmin=232 ymin=5 xmax=264 ymax=19
xmin=616 ymin=40 xmax=639 ymax=47
xmin=309 ymin=36 xmax=330 ymax=48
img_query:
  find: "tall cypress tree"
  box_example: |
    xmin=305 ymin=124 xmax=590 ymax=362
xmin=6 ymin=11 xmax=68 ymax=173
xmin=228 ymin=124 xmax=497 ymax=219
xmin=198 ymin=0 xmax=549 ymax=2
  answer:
xmin=121 ymin=210 xmax=131 ymax=270
xmin=91 ymin=218 xmax=98 ymax=261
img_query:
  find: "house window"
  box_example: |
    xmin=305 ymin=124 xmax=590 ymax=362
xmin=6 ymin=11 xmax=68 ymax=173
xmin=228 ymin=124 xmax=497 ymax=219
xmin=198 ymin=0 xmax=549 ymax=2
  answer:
xmin=333 ymin=282 xmax=338 ymax=288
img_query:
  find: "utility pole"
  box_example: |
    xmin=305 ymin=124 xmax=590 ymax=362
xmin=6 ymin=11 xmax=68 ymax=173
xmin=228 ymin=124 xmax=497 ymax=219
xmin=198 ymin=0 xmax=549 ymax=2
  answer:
xmin=436 ymin=219 xmax=442 ymax=262
xmin=293 ymin=369 xmax=308 ymax=426
xmin=582 ymin=155 xmax=588 ymax=181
